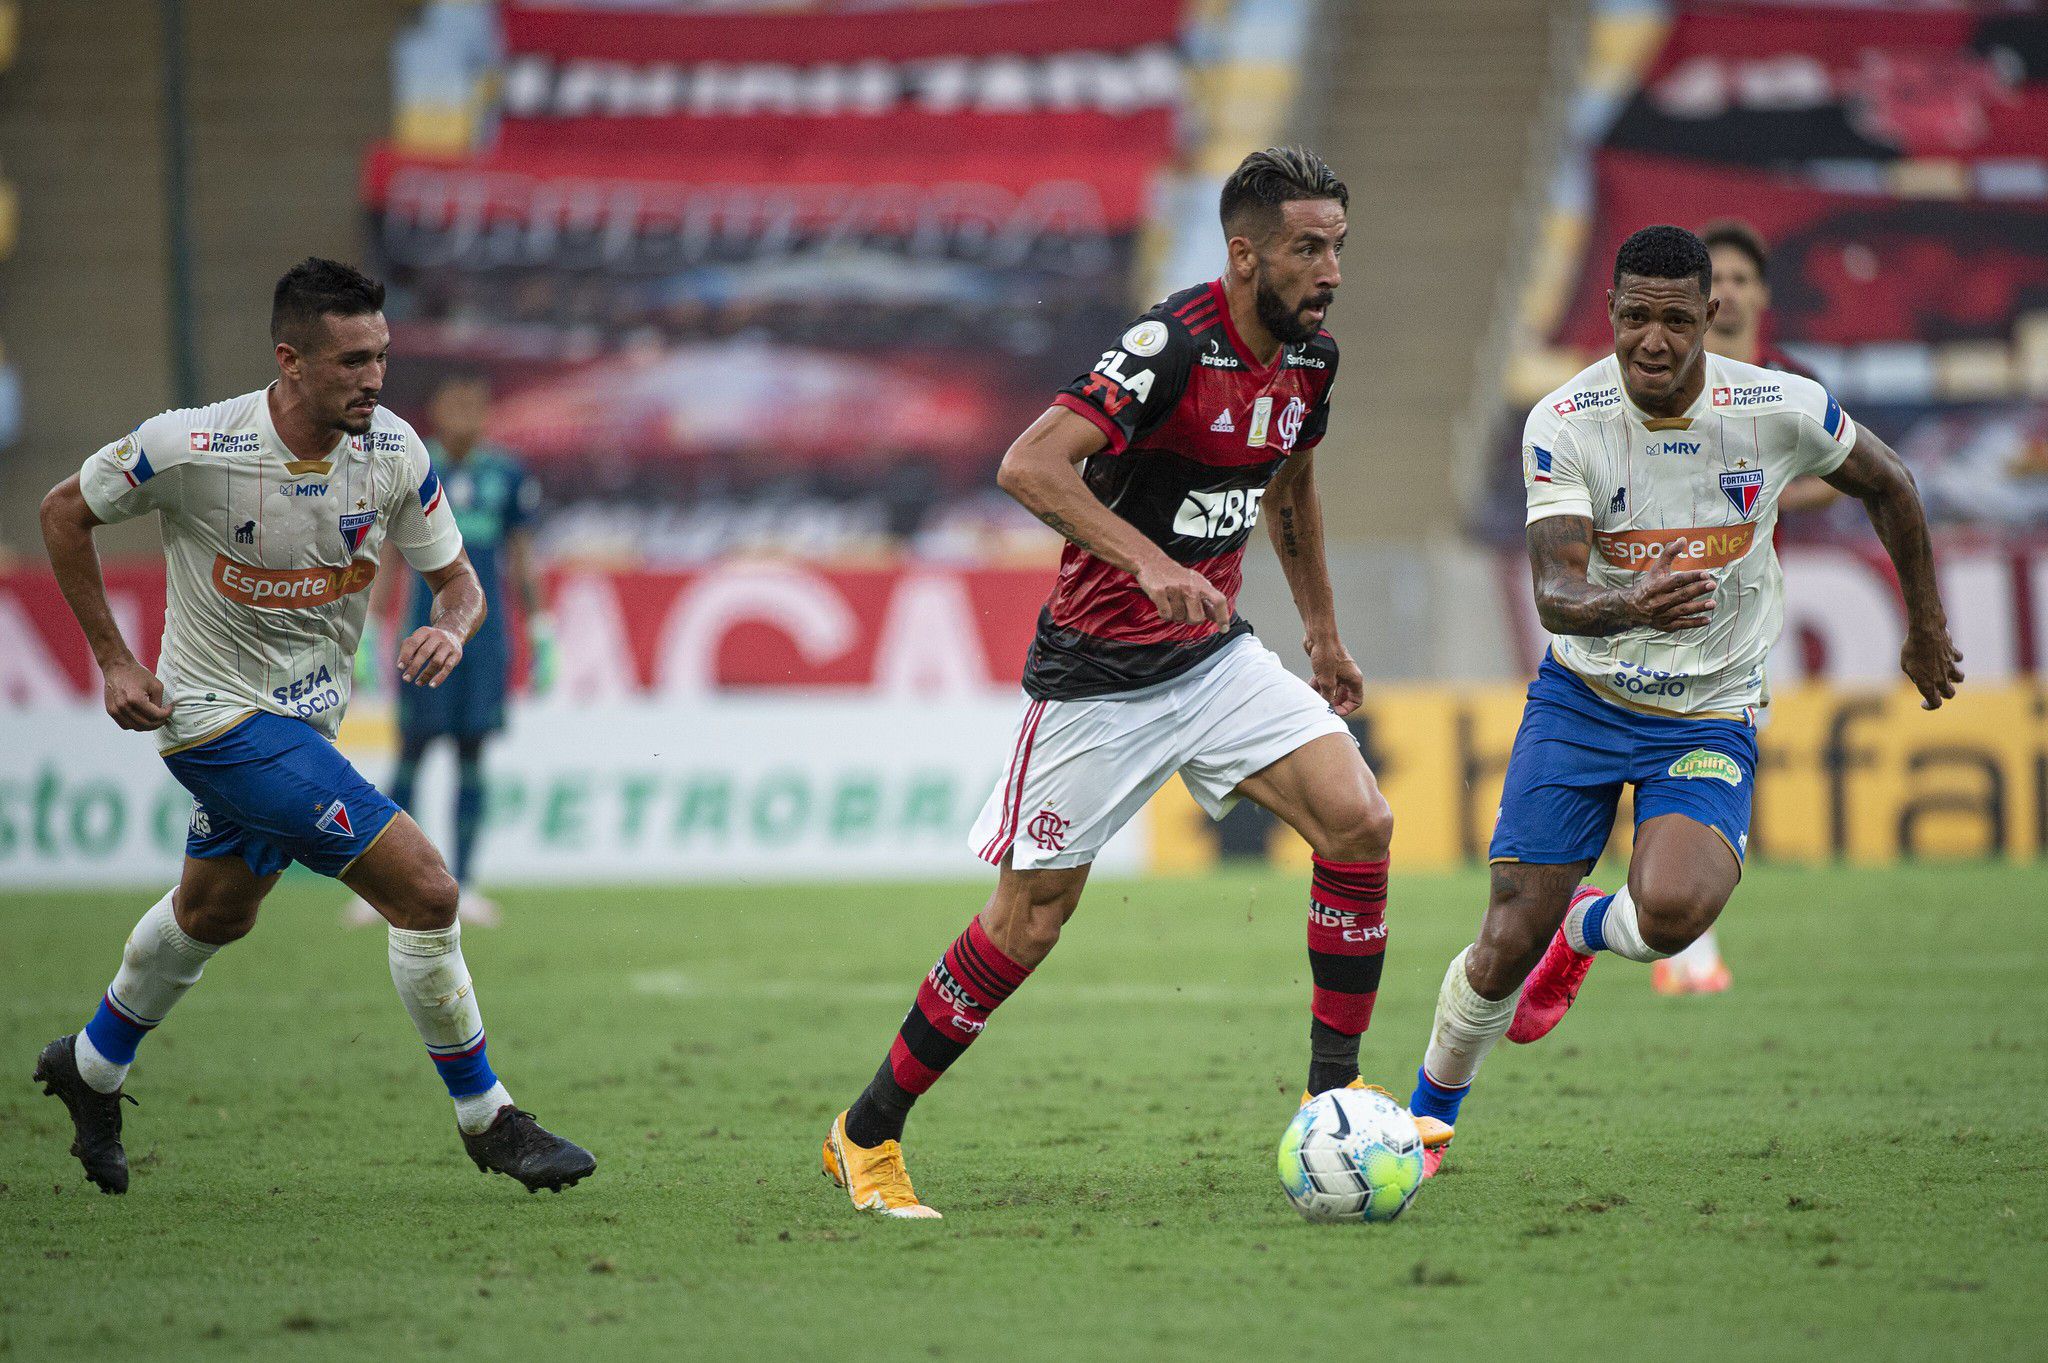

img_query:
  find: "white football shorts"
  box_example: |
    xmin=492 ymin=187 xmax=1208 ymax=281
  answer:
xmin=968 ymin=633 xmax=1352 ymax=871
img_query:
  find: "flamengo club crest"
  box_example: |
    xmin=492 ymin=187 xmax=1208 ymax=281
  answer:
xmin=1027 ymin=807 xmax=1071 ymax=852
xmin=1719 ymin=467 xmax=1765 ymax=518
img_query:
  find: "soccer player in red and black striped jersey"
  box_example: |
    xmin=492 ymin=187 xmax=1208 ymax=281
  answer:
xmin=821 ymin=148 xmax=1445 ymax=1218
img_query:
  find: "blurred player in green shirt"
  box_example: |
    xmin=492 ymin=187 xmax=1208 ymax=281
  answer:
xmin=350 ymin=375 xmax=551 ymax=927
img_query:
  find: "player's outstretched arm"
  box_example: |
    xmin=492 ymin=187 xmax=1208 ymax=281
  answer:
xmin=1527 ymin=515 xmax=1716 ymax=638
xmin=1264 ymin=448 xmax=1361 ymax=715
xmin=997 ymin=406 xmax=1229 ymax=629
xmin=1821 ymin=428 xmax=1963 ymax=709
xmin=39 ymin=475 xmax=174 ymax=731
xmin=395 ymin=550 xmax=485 ymax=689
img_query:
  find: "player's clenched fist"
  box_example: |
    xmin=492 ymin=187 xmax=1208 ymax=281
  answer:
xmin=102 ymin=658 xmax=174 ymax=731
xmin=1901 ymin=623 xmax=1963 ymax=710
xmin=1136 ymin=558 xmax=1230 ymax=629
xmin=1623 ymin=545 xmax=1716 ymax=632
xmin=1304 ymin=633 xmax=1364 ymax=717
xmin=397 ymin=624 xmax=465 ymax=688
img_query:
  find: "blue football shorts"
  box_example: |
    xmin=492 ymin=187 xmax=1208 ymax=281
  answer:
xmin=1489 ymin=654 xmax=1758 ymax=867
xmin=163 ymin=711 xmax=403 ymax=878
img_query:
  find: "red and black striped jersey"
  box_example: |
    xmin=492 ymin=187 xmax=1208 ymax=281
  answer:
xmin=1022 ymin=278 xmax=1340 ymax=700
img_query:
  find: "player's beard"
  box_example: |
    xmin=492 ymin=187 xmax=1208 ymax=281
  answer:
xmin=1255 ymin=275 xmax=1331 ymax=346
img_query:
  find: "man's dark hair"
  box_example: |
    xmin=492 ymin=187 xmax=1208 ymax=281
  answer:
xmin=1612 ymin=224 xmax=1712 ymax=295
xmin=1699 ymin=218 xmax=1769 ymax=281
xmin=1220 ymin=146 xmax=1348 ymax=242
xmin=271 ymin=257 xmax=385 ymax=349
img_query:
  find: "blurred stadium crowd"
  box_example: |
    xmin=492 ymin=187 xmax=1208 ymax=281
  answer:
xmin=0 ymin=0 xmax=2043 ymax=888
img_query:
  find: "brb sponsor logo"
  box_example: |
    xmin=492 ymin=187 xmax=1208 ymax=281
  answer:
xmin=211 ymin=554 xmax=375 ymax=609
xmin=1027 ymin=807 xmax=1071 ymax=852
xmin=1173 ymin=486 xmax=1265 ymax=539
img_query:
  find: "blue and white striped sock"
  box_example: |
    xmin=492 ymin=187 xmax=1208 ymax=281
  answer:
xmin=387 ymin=924 xmax=512 ymax=1134
xmin=77 ymin=890 xmax=219 ymax=1093
xmin=1563 ymin=885 xmax=1668 ymax=962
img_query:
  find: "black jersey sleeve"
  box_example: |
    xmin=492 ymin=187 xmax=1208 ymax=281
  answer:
xmin=1051 ymin=313 xmax=1195 ymax=456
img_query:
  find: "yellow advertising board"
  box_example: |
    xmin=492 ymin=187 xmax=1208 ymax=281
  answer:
xmin=1149 ymin=681 xmax=2048 ymax=872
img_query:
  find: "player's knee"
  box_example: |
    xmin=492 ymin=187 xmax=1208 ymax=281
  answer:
xmin=1320 ymin=790 xmax=1393 ymax=861
xmin=175 ymin=889 xmax=260 ymax=945
xmin=1633 ymin=882 xmax=1723 ymax=955
xmin=384 ymin=863 xmax=460 ymax=931
xmin=1465 ymin=927 xmax=1540 ymax=1000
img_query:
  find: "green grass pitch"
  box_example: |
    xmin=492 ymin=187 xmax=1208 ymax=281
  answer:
xmin=3 ymin=864 xmax=2044 ymax=1361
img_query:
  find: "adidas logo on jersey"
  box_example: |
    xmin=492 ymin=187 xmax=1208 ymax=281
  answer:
xmin=1210 ymin=410 xmax=1235 ymax=433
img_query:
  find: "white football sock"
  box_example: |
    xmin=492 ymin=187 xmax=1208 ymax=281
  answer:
xmin=1419 ymin=947 xmax=1520 ymax=1090
xmin=387 ymin=923 xmax=514 ymax=1135
xmin=78 ymin=890 xmax=221 ymax=1093
xmin=1562 ymin=884 xmax=1670 ymax=963
xmin=454 ymin=1082 xmax=515 ymax=1134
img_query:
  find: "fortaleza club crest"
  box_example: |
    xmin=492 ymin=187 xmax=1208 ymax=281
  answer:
xmin=1667 ymin=749 xmax=1742 ymax=785
xmin=1027 ymin=807 xmax=1071 ymax=852
xmin=315 ymin=799 xmax=355 ymax=836
xmin=339 ymin=509 xmax=376 ymax=554
xmin=1718 ymin=467 xmax=1764 ymax=518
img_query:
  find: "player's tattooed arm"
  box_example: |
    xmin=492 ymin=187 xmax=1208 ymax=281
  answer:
xmin=1264 ymin=448 xmax=1361 ymax=712
xmin=40 ymin=474 xmax=175 ymax=731
xmin=1527 ymin=515 xmax=1716 ymax=637
xmin=1822 ymin=427 xmax=1963 ymax=708
xmin=397 ymin=551 xmax=486 ymax=688
xmin=999 ymin=406 xmax=1229 ymax=628
xmin=1032 ymin=509 xmax=1095 ymax=553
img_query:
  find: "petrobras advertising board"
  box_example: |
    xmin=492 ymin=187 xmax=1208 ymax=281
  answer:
xmin=0 ymin=697 xmax=1145 ymax=888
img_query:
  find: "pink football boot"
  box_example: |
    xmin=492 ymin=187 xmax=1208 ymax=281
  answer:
xmin=1507 ymin=884 xmax=1605 ymax=1044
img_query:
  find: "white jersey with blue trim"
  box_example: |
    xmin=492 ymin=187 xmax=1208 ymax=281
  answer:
xmin=1521 ymin=353 xmax=1855 ymax=717
xmin=78 ymin=386 xmax=464 ymax=752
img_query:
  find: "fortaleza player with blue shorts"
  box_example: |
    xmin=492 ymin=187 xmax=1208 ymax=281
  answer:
xmin=32 ymin=258 xmax=593 ymax=1195
xmin=1403 ymin=226 xmax=1964 ymax=1177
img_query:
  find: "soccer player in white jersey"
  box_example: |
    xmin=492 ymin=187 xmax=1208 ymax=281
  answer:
xmin=32 ymin=259 xmax=594 ymax=1195
xmin=1403 ymin=226 xmax=1962 ymax=1175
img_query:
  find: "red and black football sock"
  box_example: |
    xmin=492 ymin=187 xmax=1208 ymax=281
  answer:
xmin=1305 ymin=853 xmax=1389 ymax=1095
xmin=844 ymin=915 xmax=1032 ymax=1149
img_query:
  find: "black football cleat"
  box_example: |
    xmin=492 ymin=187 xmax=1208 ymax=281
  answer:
xmin=34 ymin=1035 xmax=137 ymax=1195
xmin=461 ymin=1106 xmax=596 ymax=1193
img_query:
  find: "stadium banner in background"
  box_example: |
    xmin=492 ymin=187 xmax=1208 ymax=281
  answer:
xmin=8 ymin=554 xmax=2046 ymax=702
xmin=5 ymin=560 xmax=2048 ymax=884
xmin=1487 ymin=0 xmax=2048 ymax=543
xmin=1607 ymin=4 xmax=2048 ymax=168
xmin=4 ymin=680 xmax=2042 ymax=888
xmin=0 ymin=698 xmax=1143 ymax=889
xmin=1151 ymin=679 xmax=2048 ymax=872
xmin=362 ymin=0 xmax=1189 ymax=488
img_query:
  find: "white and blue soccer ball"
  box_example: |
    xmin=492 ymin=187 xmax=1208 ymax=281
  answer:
xmin=1278 ymin=1086 xmax=1426 ymax=1224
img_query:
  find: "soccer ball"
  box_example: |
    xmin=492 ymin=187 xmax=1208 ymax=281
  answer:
xmin=1277 ymin=1087 xmax=1426 ymax=1224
